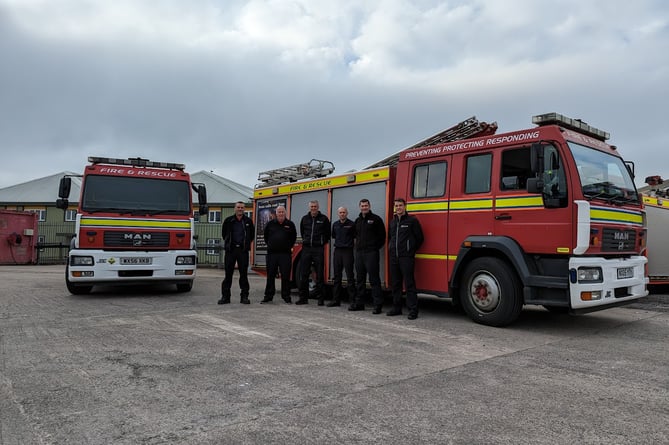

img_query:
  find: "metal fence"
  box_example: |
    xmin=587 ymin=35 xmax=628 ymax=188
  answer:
xmin=34 ymin=222 xmax=225 ymax=267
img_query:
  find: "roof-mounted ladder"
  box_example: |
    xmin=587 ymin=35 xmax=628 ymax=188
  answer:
xmin=364 ymin=116 xmax=498 ymax=169
xmin=257 ymin=159 xmax=335 ymax=187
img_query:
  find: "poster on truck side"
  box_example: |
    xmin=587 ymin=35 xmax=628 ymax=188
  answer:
xmin=255 ymin=198 xmax=288 ymax=252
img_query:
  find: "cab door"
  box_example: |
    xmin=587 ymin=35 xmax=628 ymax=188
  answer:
xmin=493 ymin=144 xmax=572 ymax=254
xmin=401 ymin=157 xmax=450 ymax=295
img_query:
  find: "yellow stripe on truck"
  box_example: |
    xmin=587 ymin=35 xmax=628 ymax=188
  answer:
xmin=80 ymin=217 xmax=191 ymax=230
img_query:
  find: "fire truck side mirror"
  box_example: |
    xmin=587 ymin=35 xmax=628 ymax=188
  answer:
xmin=196 ymin=184 xmax=208 ymax=215
xmin=56 ymin=177 xmax=72 ymax=210
xmin=625 ymin=161 xmax=635 ymax=179
xmin=58 ymin=177 xmax=72 ymax=199
xmin=530 ymin=143 xmax=544 ymax=174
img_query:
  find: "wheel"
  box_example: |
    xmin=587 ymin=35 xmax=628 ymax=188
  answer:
xmin=176 ymin=281 xmax=193 ymax=292
xmin=65 ymin=265 xmax=92 ymax=295
xmin=459 ymin=257 xmax=523 ymax=327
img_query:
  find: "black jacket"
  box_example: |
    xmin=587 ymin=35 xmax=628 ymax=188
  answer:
xmin=221 ymin=214 xmax=255 ymax=251
xmin=264 ymin=218 xmax=297 ymax=254
xmin=354 ymin=210 xmax=385 ymax=252
xmin=388 ymin=213 xmax=424 ymax=257
xmin=332 ymin=218 xmax=356 ymax=248
xmin=300 ymin=211 xmax=331 ymax=247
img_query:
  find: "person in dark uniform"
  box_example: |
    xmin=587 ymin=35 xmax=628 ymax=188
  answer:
xmin=386 ymin=198 xmax=424 ymax=320
xmin=297 ymin=200 xmax=331 ymax=305
xmin=218 ymin=201 xmax=255 ymax=305
xmin=349 ymin=198 xmax=386 ymax=313
xmin=261 ymin=206 xmax=297 ymax=304
xmin=328 ymin=206 xmax=356 ymax=307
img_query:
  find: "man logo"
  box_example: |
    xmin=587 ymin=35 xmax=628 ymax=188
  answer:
xmin=124 ymin=233 xmax=152 ymax=246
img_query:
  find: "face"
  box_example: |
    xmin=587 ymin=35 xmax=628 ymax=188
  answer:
xmin=338 ymin=207 xmax=348 ymax=221
xmin=359 ymin=201 xmax=370 ymax=215
xmin=234 ymin=203 xmax=245 ymax=216
xmin=275 ymin=207 xmax=286 ymax=221
xmin=394 ymin=201 xmax=406 ymax=216
xmin=309 ymin=202 xmax=319 ymax=216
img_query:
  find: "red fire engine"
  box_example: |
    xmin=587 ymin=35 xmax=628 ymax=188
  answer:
xmin=252 ymin=113 xmax=648 ymax=326
xmin=641 ymin=175 xmax=669 ymax=285
xmin=56 ymin=156 xmax=208 ymax=294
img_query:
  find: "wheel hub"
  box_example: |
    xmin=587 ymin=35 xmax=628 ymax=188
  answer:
xmin=469 ymin=273 xmax=500 ymax=312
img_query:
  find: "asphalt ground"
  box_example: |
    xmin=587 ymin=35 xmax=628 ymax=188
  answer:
xmin=1 ymin=265 xmax=668 ymax=445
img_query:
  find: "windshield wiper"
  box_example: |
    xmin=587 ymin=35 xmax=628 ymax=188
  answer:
xmin=610 ymin=195 xmax=639 ymax=206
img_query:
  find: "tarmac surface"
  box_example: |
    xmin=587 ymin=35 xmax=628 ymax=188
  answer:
xmin=1 ymin=265 xmax=668 ymax=444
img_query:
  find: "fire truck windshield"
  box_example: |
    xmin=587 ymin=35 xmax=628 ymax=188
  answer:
xmin=81 ymin=175 xmax=191 ymax=215
xmin=569 ymin=142 xmax=639 ymax=205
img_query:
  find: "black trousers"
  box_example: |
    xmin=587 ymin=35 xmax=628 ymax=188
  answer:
xmin=299 ymin=245 xmax=325 ymax=299
xmin=264 ymin=252 xmax=292 ymax=300
xmin=355 ymin=250 xmax=382 ymax=307
xmin=332 ymin=247 xmax=355 ymax=302
xmin=390 ymin=255 xmax=417 ymax=313
xmin=221 ymin=247 xmax=250 ymax=298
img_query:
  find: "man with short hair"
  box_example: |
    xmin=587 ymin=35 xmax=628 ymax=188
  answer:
xmin=328 ymin=206 xmax=356 ymax=307
xmin=262 ymin=206 xmax=297 ymax=304
xmin=219 ymin=201 xmax=254 ymax=305
xmin=387 ymin=198 xmax=424 ymax=320
xmin=297 ymin=200 xmax=331 ymax=305
xmin=350 ymin=198 xmax=385 ymax=313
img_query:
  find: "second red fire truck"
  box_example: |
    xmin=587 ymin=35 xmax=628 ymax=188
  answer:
xmin=56 ymin=156 xmax=208 ymax=294
xmin=252 ymin=113 xmax=648 ymax=326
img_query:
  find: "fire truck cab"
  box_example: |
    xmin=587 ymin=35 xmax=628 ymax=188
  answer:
xmin=57 ymin=156 xmax=207 ymax=294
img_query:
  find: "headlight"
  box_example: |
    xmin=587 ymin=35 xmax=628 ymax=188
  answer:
xmin=71 ymin=256 xmax=94 ymax=266
xmin=176 ymin=256 xmax=195 ymax=265
xmin=577 ymin=267 xmax=602 ymax=283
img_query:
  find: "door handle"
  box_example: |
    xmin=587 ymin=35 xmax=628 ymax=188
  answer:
xmin=495 ymin=214 xmax=512 ymax=220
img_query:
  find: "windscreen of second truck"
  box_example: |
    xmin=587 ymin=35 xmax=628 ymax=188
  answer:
xmin=81 ymin=175 xmax=191 ymax=214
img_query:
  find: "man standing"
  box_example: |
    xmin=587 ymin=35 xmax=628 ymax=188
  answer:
xmin=262 ymin=206 xmax=297 ymax=304
xmin=297 ymin=200 xmax=331 ymax=305
xmin=387 ymin=198 xmax=424 ymax=320
xmin=350 ymin=198 xmax=386 ymax=313
xmin=328 ymin=206 xmax=356 ymax=307
xmin=219 ymin=201 xmax=255 ymax=305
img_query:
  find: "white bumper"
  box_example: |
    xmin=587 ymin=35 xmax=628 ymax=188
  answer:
xmin=569 ymin=256 xmax=648 ymax=310
xmin=67 ymin=249 xmax=196 ymax=284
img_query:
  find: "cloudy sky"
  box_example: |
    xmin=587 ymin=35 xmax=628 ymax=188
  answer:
xmin=1 ymin=0 xmax=667 ymax=191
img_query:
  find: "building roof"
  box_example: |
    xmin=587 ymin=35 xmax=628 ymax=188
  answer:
xmin=0 ymin=171 xmax=81 ymax=205
xmin=190 ymin=171 xmax=253 ymax=204
xmin=0 ymin=170 xmax=252 ymax=205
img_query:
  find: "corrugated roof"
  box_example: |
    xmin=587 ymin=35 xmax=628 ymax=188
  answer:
xmin=191 ymin=171 xmax=253 ymax=204
xmin=0 ymin=171 xmax=81 ymax=204
xmin=0 ymin=170 xmax=252 ymax=205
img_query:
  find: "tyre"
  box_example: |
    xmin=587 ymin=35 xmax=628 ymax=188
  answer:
xmin=65 ymin=265 xmax=93 ymax=295
xmin=459 ymin=257 xmax=523 ymax=327
xmin=176 ymin=281 xmax=193 ymax=292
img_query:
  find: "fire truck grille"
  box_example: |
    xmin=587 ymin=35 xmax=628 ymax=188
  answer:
xmin=601 ymin=228 xmax=636 ymax=252
xmin=104 ymin=232 xmax=170 ymax=247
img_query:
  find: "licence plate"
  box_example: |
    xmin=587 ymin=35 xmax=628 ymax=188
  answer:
xmin=120 ymin=257 xmax=152 ymax=265
xmin=617 ymin=267 xmax=634 ymax=279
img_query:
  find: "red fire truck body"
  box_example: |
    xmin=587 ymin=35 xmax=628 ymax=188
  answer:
xmin=252 ymin=113 xmax=647 ymax=326
xmin=57 ymin=157 xmax=207 ymax=294
xmin=640 ymin=176 xmax=669 ymax=285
